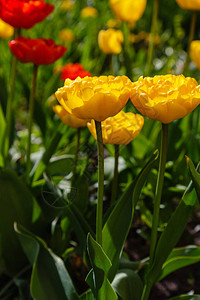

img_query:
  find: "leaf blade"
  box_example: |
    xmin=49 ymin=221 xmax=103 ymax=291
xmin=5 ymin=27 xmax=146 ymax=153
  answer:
xmin=102 ymin=150 xmax=158 ymax=281
xmin=15 ymin=223 xmax=80 ymax=300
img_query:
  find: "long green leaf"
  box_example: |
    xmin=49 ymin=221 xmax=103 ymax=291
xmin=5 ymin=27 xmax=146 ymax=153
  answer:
xmin=102 ymin=150 xmax=158 ymax=282
xmin=32 ymin=123 xmax=65 ymax=182
xmin=45 ymin=155 xmax=74 ymax=176
xmin=86 ymin=234 xmax=117 ymax=300
xmin=34 ymin=98 xmax=47 ymax=139
xmin=0 ymin=74 xmax=8 ymax=115
xmin=43 ymin=72 xmax=61 ymax=102
xmin=0 ymin=168 xmax=41 ymax=275
xmin=64 ymin=205 xmax=88 ymax=252
xmin=79 ymin=290 xmax=93 ymax=300
xmin=0 ymin=103 xmax=6 ymax=166
xmin=69 ymin=202 xmax=94 ymax=238
xmin=15 ymin=223 xmax=80 ymax=300
xmin=146 ymin=185 xmax=197 ymax=286
xmin=159 ymin=246 xmax=200 ymax=280
xmin=186 ymin=156 xmax=200 ymax=200
xmin=60 ymin=201 xmax=93 ymax=257
xmin=112 ymin=269 xmax=143 ymax=300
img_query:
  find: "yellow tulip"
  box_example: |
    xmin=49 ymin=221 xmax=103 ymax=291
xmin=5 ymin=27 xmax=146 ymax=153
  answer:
xmin=60 ymin=0 xmax=74 ymax=11
xmin=98 ymin=29 xmax=124 ymax=54
xmin=176 ymin=0 xmax=200 ymax=10
xmin=81 ymin=7 xmax=98 ymax=18
xmin=53 ymin=105 xmax=88 ymax=128
xmin=110 ymin=0 xmax=147 ymax=23
xmin=55 ymin=76 xmax=132 ymax=122
xmin=130 ymin=74 xmax=200 ymax=124
xmin=0 ymin=19 xmax=14 ymax=39
xmin=190 ymin=40 xmax=200 ymax=69
xmin=87 ymin=111 xmax=144 ymax=145
xmin=59 ymin=29 xmax=75 ymax=43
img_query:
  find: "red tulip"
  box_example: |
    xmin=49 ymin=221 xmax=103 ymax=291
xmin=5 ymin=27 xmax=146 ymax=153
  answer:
xmin=0 ymin=0 xmax=54 ymax=29
xmin=9 ymin=37 xmax=67 ymax=65
xmin=60 ymin=63 xmax=92 ymax=80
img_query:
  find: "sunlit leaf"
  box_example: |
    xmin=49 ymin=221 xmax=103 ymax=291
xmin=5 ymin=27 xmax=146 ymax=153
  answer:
xmin=112 ymin=269 xmax=143 ymax=300
xmin=159 ymin=246 xmax=200 ymax=280
xmin=102 ymin=150 xmax=158 ymax=282
xmin=86 ymin=233 xmax=117 ymax=300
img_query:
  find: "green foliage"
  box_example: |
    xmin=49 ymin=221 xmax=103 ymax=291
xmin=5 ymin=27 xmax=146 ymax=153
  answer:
xmin=102 ymin=150 xmax=158 ymax=282
xmin=0 ymin=104 xmax=6 ymax=166
xmin=86 ymin=233 xmax=117 ymax=300
xmin=143 ymin=183 xmax=197 ymax=289
xmin=159 ymin=246 xmax=200 ymax=281
xmin=15 ymin=223 xmax=80 ymax=300
xmin=0 ymin=168 xmax=42 ymax=275
xmin=32 ymin=123 xmax=66 ymax=182
xmin=112 ymin=269 xmax=143 ymax=300
xmin=186 ymin=156 xmax=200 ymax=201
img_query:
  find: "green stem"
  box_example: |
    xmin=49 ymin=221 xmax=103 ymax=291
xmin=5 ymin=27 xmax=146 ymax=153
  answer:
xmin=150 ymin=123 xmax=168 ymax=259
xmin=142 ymin=123 xmax=168 ymax=300
xmin=145 ymin=0 xmax=159 ymax=76
xmin=111 ymin=54 xmax=114 ymax=75
xmin=183 ymin=11 xmax=196 ymax=74
xmin=95 ymin=121 xmax=104 ymax=246
xmin=26 ymin=64 xmax=38 ymax=184
xmin=122 ymin=22 xmax=133 ymax=78
xmin=4 ymin=28 xmax=21 ymax=164
xmin=72 ymin=127 xmax=81 ymax=183
xmin=141 ymin=281 xmax=152 ymax=300
xmin=110 ymin=144 xmax=119 ymax=206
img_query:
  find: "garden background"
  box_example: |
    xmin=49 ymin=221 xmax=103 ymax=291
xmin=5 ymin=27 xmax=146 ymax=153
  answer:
xmin=0 ymin=0 xmax=200 ymax=299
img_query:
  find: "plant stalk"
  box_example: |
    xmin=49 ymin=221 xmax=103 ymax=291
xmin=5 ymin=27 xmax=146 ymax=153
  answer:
xmin=95 ymin=120 xmax=104 ymax=246
xmin=4 ymin=28 xmax=21 ymax=164
xmin=111 ymin=54 xmax=115 ymax=76
xmin=122 ymin=22 xmax=133 ymax=78
xmin=26 ymin=64 xmax=38 ymax=184
xmin=145 ymin=0 xmax=159 ymax=75
xmin=72 ymin=127 xmax=81 ymax=184
xmin=142 ymin=123 xmax=168 ymax=300
xmin=110 ymin=144 xmax=119 ymax=205
xmin=150 ymin=123 xmax=168 ymax=259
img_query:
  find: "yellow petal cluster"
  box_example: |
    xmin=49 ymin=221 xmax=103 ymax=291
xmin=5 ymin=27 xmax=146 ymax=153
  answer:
xmin=98 ymin=29 xmax=124 ymax=54
xmin=59 ymin=29 xmax=75 ymax=43
xmin=0 ymin=19 xmax=14 ymax=39
xmin=53 ymin=105 xmax=88 ymax=128
xmin=176 ymin=0 xmax=200 ymax=10
xmin=60 ymin=0 xmax=74 ymax=11
xmin=110 ymin=0 xmax=147 ymax=23
xmin=81 ymin=7 xmax=98 ymax=18
xmin=130 ymin=74 xmax=200 ymax=124
xmin=55 ymin=76 xmax=132 ymax=122
xmin=87 ymin=111 xmax=144 ymax=145
xmin=190 ymin=40 xmax=200 ymax=69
